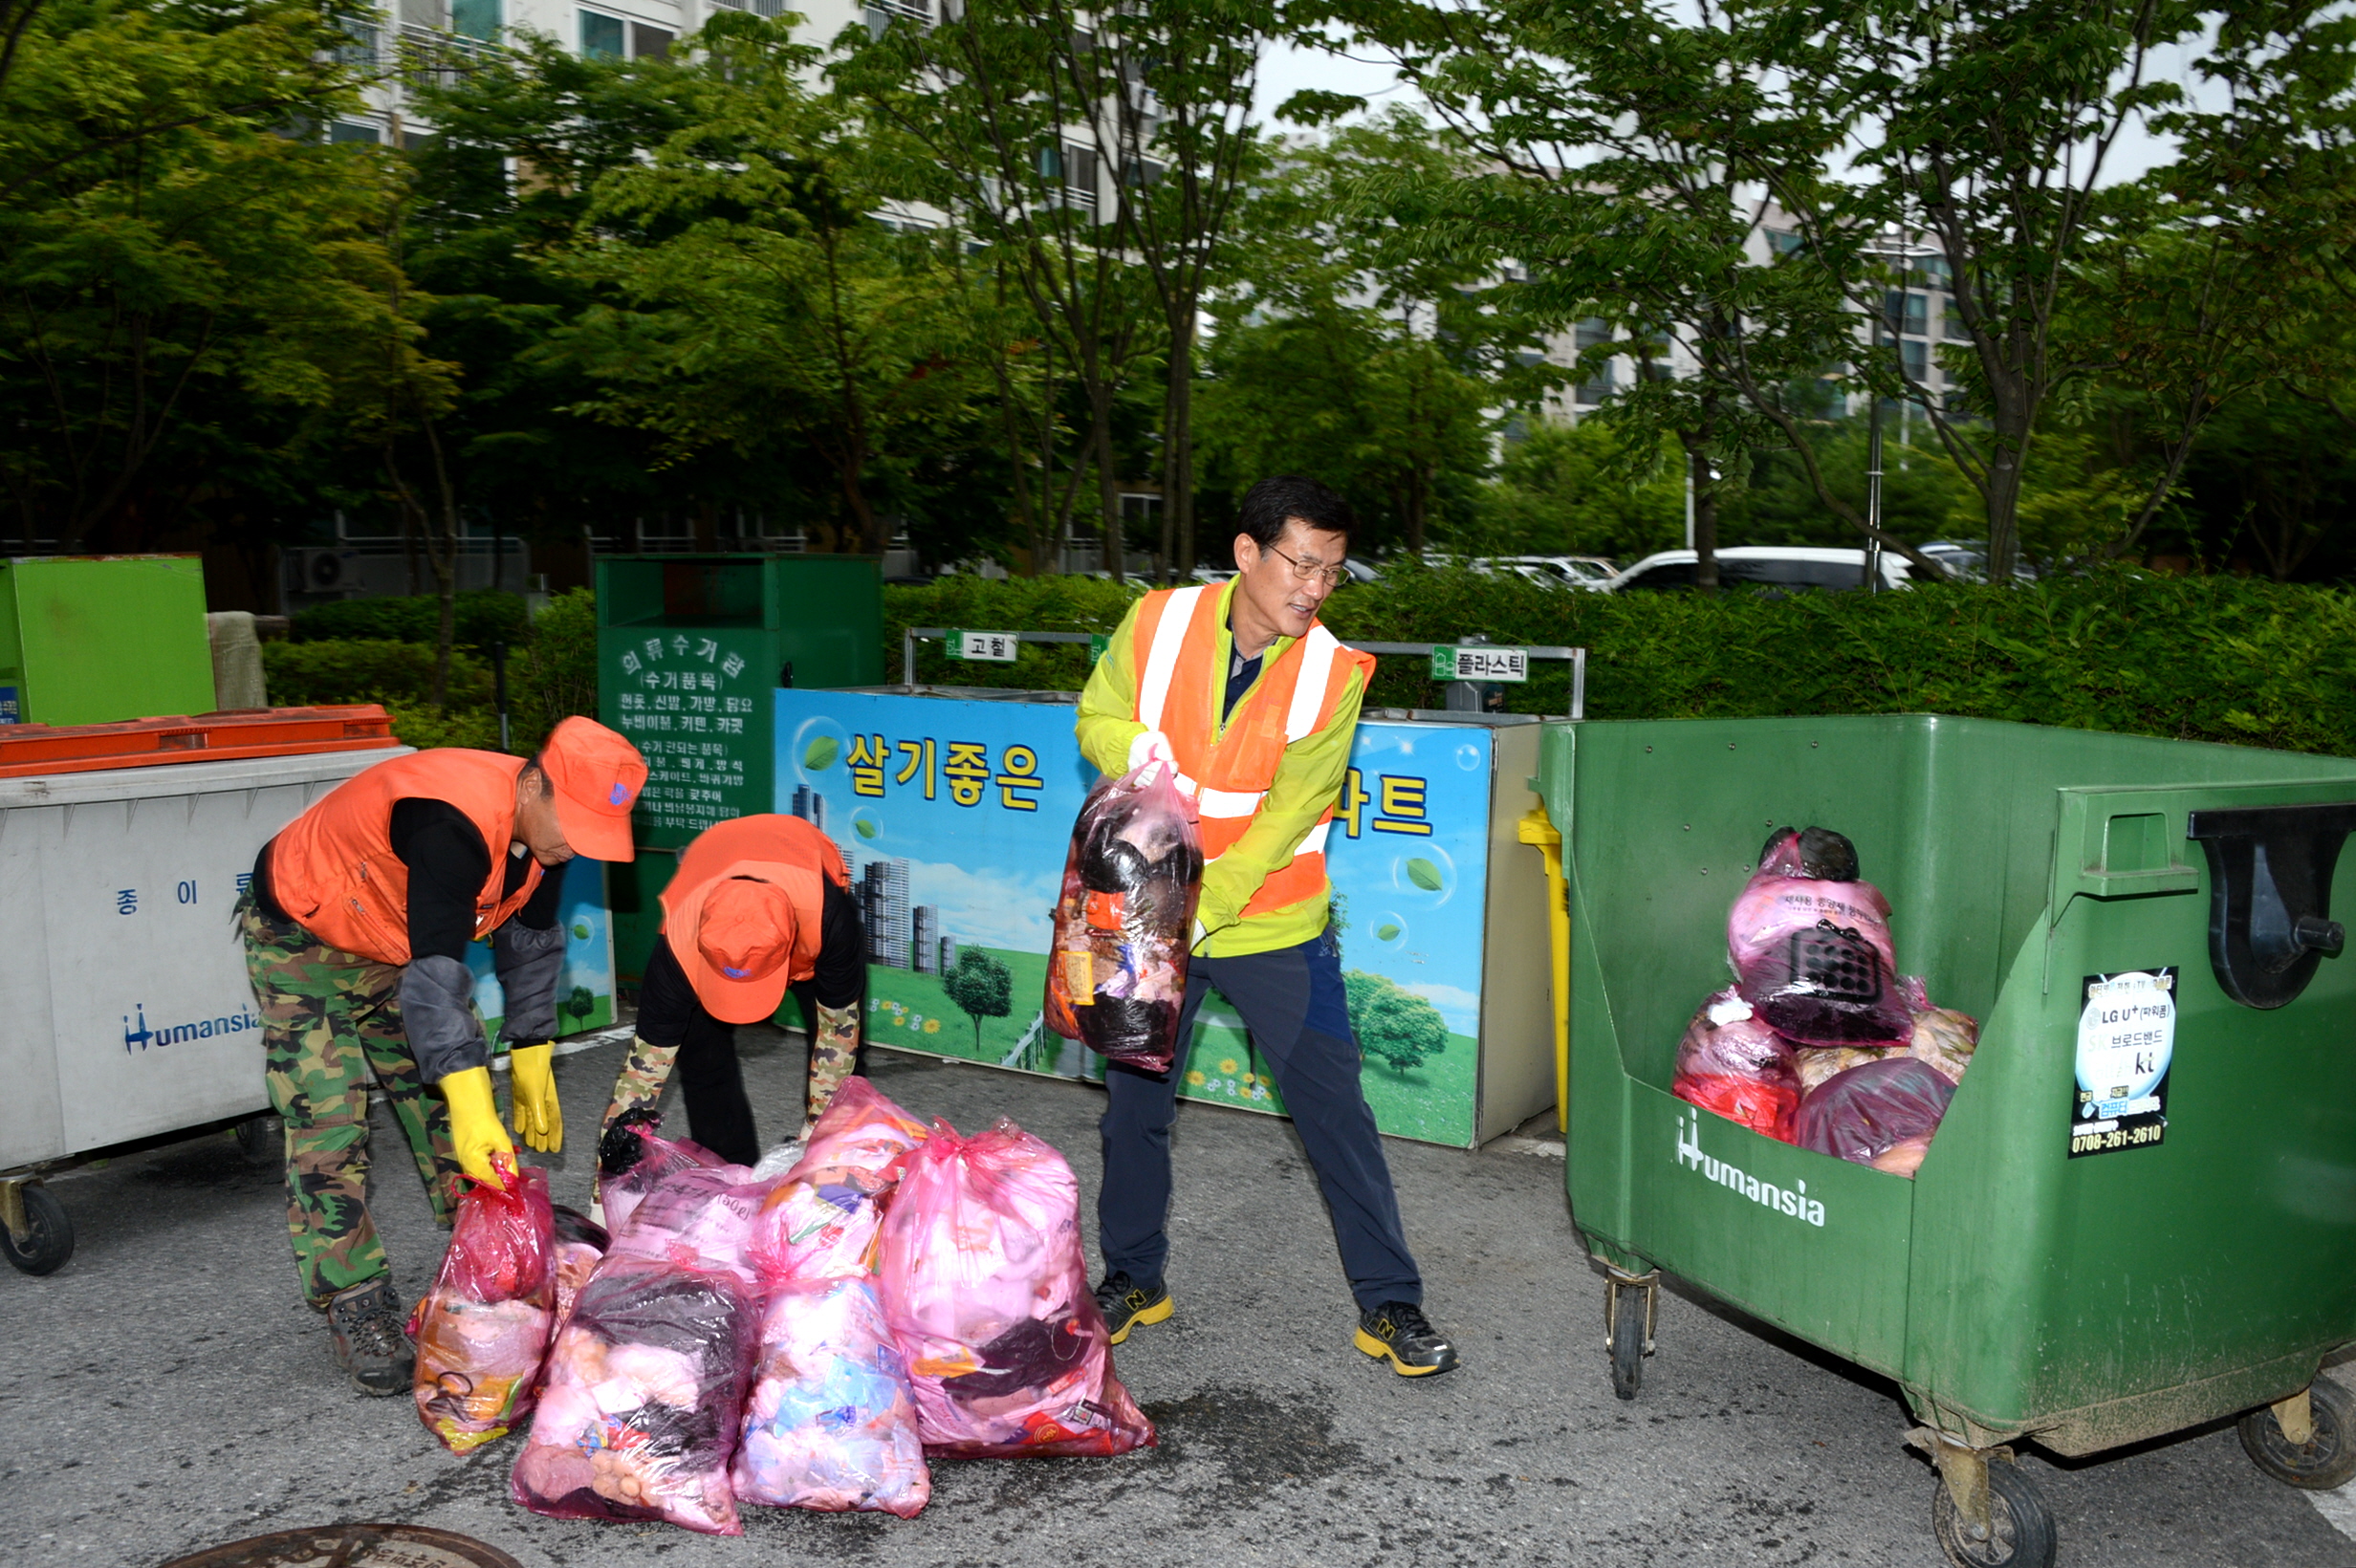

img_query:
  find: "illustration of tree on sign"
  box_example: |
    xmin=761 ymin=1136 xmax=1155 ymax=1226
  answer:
xmin=1344 ymin=970 xmax=1450 ymax=1075
xmin=943 ymin=948 xmax=1012 ymax=1050
xmin=563 ymin=986 xmax=596 ymax=1026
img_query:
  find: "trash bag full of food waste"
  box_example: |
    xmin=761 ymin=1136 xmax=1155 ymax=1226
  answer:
xmin=511 ymin=1254 xmax=761 ymax=1535
xmin=1671 ymin=990 xmax=1801 ymax=1142
xmin=732 ymin=1275 xmax=931 ymax=1517
xmin=1045 ymin=762 xmax=1203 ymax=1074
xmin=1728 ymin=826 xmax=1910 ymax=1046
xmin=1794 ymin=1056 xmax=1956 ymax=1177
xmin=411 ymin=1159 xmax=556 ymax=1454
xmin=876 ymin=1117 xmax=1154 ymax=1460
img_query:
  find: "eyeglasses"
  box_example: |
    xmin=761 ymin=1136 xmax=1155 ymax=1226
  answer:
xmin=1264 ymin=544 xmax=1350 ymax=588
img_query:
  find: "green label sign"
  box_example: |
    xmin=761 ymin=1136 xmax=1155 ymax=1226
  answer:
xmin=1429 ymin=645 xmax=1530 ymax=683
xmin=1087 ymin=633 xmax=1110 ymax=665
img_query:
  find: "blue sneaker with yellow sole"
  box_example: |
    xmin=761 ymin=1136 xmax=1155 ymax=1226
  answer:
xmin=1356 ymin=1300 xmax=1460 ymax=1377
xmin=1094 ymin=1272 xmax=1174 ymax=1346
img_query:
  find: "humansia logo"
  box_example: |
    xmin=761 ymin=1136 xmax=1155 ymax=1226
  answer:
xmin=1674 ymin=1107 xmax=1825 ymax=1228
xmin=122 ymin=1002 xmax=262 ymax=1053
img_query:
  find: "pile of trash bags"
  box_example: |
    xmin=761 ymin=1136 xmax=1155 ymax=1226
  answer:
xmin=414 ymin=1078 xmax=1152 ymax=1534
xmin=1045 ymin=761 xmax=1203 ymax=1074
xmin=1673 ymin=827 xmax=1979 ymax=1177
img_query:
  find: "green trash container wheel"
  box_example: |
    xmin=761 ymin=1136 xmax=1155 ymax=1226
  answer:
xmin=1931 ymin=1459 xmax=2055 ymax=1568
xmin=2239 ymin=1379 xmax=2356 ymax=1491
xmin=1603 ymin=1268 xmax=1657 ymax=1402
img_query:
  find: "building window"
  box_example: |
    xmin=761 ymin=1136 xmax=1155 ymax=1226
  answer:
xmin=631 ymin=21 xmax=671 ymax=55
xmin=579 ymin=10 xmax=622 ymax=56
xmin=329 ymin=121 xmax=382 ymax=143
xmin=1900 ymin=338 xmax=1929 ymax=381
xmin=1883 ymin=289 xmax=1928 ymax=338
xmin=1574 ymin=317 xmax=1615 ymax=405
xmin=1768 ymin=229 xmax=1804 ymax=256
xmin=1945 ymin=299 xmax=1971 ymax=340
xmin=449 ymin=0 xmax=497 ymax=40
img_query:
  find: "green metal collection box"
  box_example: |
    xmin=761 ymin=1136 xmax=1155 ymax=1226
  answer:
xmin=1538 ymin=713 xmax=2356 ymax=1562
xmin=597 ymin=554 xmax=884 ymax=981
xmin=0 ymin=555 xmax=214 ymax=726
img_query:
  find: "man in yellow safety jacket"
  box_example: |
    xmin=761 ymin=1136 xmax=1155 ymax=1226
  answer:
xmin=239 ymin=716 xmax=646 ymax=1393
xmin=1075 ymin=473 xmax=1459 ymax=1377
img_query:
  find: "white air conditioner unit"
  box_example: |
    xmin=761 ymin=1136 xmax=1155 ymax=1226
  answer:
xmin=293 ymin=548 xmax=357 ymax=592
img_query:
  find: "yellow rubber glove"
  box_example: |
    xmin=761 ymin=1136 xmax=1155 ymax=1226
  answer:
xmin=441 ymin=1065 xmax=514 ymax=1190
xmin=509 ymin=1041 xmax=563 ymax=1154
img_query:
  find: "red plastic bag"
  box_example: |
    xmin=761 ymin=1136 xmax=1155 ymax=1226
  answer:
xmin=411 ymin=1162 xmax=556 ymax=1455
xmin=1794 ymin=1056 xmax=1955 ymax=1176
xmin=875 ymin=1117 xmax=1154 ymax=1461
xmin=1671 ymin=989 xmax=1801 ymax=1142
xmin=752 ymin=1078 xmax=930 ymax=1285
xmin=511 ymin=1254 xmax=762 ymax=1535
xmin=1045 ymin=763 xmax=1203 ymax=1074
xmin=1727 ymin=826 xmax=1909 ymax=1046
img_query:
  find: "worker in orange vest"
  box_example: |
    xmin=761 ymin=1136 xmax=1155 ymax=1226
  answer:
xmin=238 ymin=716 xmax=645 ymax=1394
xmin=1075 ymin=474 xmax=1459 ymax=1377
xmin=598 ymin=814 xmax=866 ymax=1167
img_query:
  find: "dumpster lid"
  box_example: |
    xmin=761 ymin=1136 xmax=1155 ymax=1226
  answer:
xmin=0 ymin=706 xmax=399 ymax=779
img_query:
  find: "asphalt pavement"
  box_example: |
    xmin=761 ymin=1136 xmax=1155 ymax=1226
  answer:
xmin=7 ymin=1024 xmax=2354 ymax=1568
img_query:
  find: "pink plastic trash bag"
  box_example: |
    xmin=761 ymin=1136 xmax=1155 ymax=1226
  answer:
xmin=1728 ymin=826 xmax=1910 ymax=1046
xmin=609 ymin=1165 xmax=773 ymax=1280
xmin=1671 ymin=990 xmax=1801 ymax=1142
xmin=598 ymin=1109 xmax=731 ymax=1235
xmin=410 ymin=1161 xmax=556 ymax=1455
xmin=510 ymin=1254 xmax=761 ymax=1535
xmin=876 ymin=1118 xmax=1155 ymax=1460
xmin=732 ymin=1276 xmax=931 ymax=1517
xmin=1794 ymin=1056 xmax=1955 ymax=1176
xmin=1045 ymin=762 xmax=1203 ymax=1074
xmin=551 ymin=1206 xmax=609 ymax=1329
xmin=754 ymin=1078 xmax=931 ymax=1284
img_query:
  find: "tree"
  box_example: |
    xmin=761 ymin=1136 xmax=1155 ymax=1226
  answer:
xmin=943 ymin=947 xmax=1013 ymax=1051
xmin=1476 ymin=419 xmax=1684 ymax=564
xmin=0 ymin=0 xmax=405 ymax=552
xmin=838 ymin=3 xmax=1167 ymax=578
xmin=1343 ymin=969 xmax=1448 ymax=1074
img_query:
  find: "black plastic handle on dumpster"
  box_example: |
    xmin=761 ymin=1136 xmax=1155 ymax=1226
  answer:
xmin=2185 ymin=802 xmax=2356 ymax=1009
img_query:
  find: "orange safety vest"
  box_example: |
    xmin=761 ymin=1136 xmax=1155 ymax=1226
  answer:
xmin=660 ymin=815 xmax=850 ymax=987
xmin=1125 ymin=583 xmax=1372 ymax=919
xmin=267 ymin=750 xmax=540 ymax=966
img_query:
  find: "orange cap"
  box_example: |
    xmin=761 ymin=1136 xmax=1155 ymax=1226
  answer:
xmin=678 ymin=876 xmax=800 ymax=1024
xmin=536 ymin=716 xmax=645 ymax=862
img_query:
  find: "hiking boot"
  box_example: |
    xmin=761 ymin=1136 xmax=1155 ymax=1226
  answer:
xmin=1355 ymin=1300 xmax=1460 ymax=1378
xmin=1093 ymin=1272 xmax=1173 ymax=1346
xmin=326 ymin=1276 xmax=414 ymax=1397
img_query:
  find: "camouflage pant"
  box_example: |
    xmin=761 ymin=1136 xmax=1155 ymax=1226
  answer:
xmin=238 ymin=896 xmax=460 ymax=1308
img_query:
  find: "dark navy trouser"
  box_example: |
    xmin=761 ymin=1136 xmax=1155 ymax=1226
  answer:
xmin=1098 ymin=929 xmax=1423 ymax=1311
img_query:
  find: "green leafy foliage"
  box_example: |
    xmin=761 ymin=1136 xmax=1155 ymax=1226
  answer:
xmin=887 ymin=571 xmax=2356 ymax=756
xmin=291 ymin=590 xmax=532 ymax=650
xmin=1344 ymin=970 xmax=1451 ymax=1075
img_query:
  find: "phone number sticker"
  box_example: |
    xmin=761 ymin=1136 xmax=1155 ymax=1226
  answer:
xmin=2069 ymin=968 xmax=2176 ymax=1158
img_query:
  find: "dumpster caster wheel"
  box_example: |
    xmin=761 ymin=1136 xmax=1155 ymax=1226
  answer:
xmin=1603 ymin=1270 xmax=1656 ymax=1402
xmin=1931 ymin=1460 xmax=2055 ymax=1568
xmin=233 ymin=1112 xmax=280 ymax=1166
xmin=0 ymin=1181 xmax=74 ymax=1276
xmin=2240 ymin=1380 xmax=2356 ymax=1491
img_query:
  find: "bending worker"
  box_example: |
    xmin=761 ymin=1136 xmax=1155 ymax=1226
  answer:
xmin=600 ymin=813 xmax=866 ymax=1166
xmin=239 ymin=716 xmax=646 ymax=1394
xmin=1076 ymin=472 xmax=1460 ymax=1378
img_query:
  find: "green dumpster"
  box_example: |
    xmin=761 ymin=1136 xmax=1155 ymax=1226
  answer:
xmin=1536 ymin=713 xmax=2356 ymax=1567
xmin=597 ymin=554 xmax=883 ymax=981
xmin=0 ymin=555 xmax=214 ymax=725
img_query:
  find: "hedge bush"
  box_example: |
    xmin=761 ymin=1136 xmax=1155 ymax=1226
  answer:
xmin=888 ymin=569 xmax=2356 ymax=758
xmin=290 ymin=588 xmax=532 ymax=651
xmin=264 ymin=589 xmax=596 ymax=753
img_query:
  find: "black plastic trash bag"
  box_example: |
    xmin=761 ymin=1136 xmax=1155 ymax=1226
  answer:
xmin=1045 ymin=762 xmax=1203 ymax=1074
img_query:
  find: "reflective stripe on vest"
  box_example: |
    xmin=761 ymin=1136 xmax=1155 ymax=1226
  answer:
xmin=1122 ymin=585 xmax=1369 ymax=917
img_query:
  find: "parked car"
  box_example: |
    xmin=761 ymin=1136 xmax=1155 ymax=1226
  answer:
xmin=1916 ymin=540 xmax=2040 ymax=583
xmin=1604 ymin=546 xmax=1912 ymax=593
xmin=1510 ymin=555 xmax=1620 ymax=590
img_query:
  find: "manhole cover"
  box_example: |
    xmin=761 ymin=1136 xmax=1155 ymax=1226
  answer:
xmin=155 ymin=1523 xmax=524 ymax=1568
